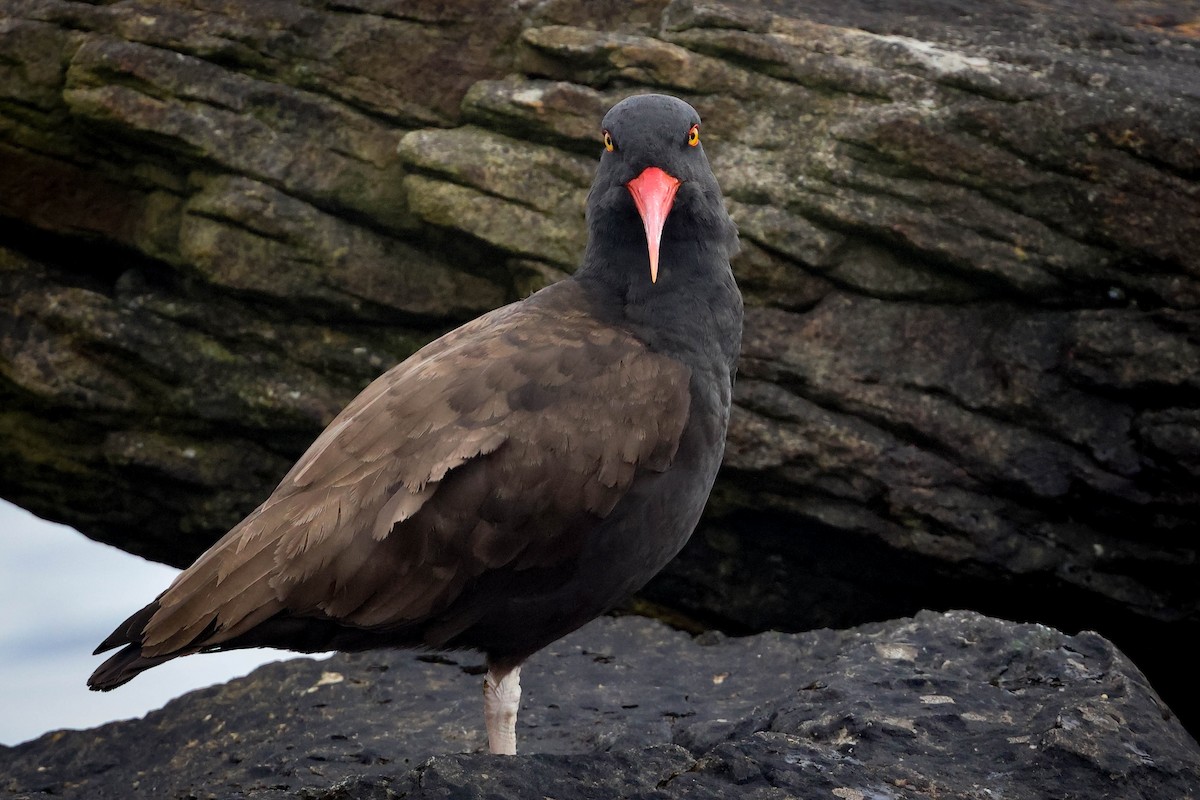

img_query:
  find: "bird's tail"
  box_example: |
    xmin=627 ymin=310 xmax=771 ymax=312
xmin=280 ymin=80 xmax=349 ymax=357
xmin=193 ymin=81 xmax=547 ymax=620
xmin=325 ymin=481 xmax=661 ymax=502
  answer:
xmin=87 ymin=599 xmax=179 ymax=691
xmin=88 ymin=645 xmax=180 ymax=691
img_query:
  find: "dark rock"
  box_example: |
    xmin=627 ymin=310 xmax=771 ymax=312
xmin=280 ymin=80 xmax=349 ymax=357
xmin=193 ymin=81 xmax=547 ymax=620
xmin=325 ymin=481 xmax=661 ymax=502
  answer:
xmin=1 ymin=0 xmax=1198 ymax=738
xmin=3 ymin=613 xmax=1197 ymax=798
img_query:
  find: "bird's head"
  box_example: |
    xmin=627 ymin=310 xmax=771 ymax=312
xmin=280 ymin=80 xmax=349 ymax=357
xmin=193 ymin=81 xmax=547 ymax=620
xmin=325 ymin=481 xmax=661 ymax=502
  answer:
xmin=584 ymin=94 xmax=735 ymax=286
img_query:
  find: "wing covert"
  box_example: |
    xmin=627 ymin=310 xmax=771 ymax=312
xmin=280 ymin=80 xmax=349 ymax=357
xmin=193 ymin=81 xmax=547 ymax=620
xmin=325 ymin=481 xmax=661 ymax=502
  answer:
xmin=140 ymin=283 xmax=692 ymax=656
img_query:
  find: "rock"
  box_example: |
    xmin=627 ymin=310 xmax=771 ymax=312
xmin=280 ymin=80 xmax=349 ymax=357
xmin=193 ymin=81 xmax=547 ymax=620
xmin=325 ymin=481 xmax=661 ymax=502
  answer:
xmin=1 ymin=0 xmax=1198 ymax=739
xmin=397 ymin=126 xmax=592 ymax=270
xmin=2 ymin=612 xmax=1197 ymax=798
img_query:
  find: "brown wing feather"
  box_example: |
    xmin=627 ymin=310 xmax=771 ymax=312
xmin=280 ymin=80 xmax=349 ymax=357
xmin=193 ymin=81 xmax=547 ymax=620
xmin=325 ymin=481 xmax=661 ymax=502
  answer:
xmin=134 ymin=283 xmax=691 ymax=660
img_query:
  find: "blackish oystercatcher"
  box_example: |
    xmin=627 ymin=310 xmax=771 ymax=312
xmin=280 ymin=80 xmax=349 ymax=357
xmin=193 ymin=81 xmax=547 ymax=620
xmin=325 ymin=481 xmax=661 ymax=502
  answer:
xmin=89 ymin=93 xmax=743 ymax=755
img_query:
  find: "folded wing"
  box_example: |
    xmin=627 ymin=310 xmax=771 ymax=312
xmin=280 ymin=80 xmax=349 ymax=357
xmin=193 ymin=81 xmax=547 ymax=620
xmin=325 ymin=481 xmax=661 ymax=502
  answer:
xmin=91 ymin=284 xmax=691 ymax=687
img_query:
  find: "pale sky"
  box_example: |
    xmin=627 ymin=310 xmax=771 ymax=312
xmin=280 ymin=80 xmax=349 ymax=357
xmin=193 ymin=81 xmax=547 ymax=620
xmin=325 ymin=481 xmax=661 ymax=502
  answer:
xmin=0 ymin=499 xmax=321 ymax=746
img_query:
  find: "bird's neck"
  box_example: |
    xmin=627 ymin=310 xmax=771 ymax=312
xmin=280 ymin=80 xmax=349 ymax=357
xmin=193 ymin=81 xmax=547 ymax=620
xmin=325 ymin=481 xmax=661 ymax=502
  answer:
xmin=575 ymin=235 xmax=743 ymax=375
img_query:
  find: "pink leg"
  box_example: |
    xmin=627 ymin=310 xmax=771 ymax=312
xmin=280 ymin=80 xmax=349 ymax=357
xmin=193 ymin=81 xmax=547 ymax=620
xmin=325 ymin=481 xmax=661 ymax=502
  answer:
xmin=483 ymin=663 xmax=522 ymax=755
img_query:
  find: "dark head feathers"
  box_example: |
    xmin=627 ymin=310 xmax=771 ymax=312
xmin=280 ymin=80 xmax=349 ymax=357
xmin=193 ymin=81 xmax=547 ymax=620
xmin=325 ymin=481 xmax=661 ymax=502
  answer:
xmin=600 ymin=94 xmax=705 ymax=180
xmin=582 ymin=94 xmax=737 ymax=285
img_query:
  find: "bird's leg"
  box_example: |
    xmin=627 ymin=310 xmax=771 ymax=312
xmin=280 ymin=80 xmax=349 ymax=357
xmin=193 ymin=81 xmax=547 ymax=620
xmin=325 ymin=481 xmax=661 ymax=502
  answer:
xmin=482 ymin=662 xmax=522 ymax=755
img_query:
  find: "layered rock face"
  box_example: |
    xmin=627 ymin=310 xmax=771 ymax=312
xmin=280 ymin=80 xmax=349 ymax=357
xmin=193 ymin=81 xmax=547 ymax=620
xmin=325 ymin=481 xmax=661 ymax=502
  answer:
xmin=1 ymin=0 xmax=1197 ymax=736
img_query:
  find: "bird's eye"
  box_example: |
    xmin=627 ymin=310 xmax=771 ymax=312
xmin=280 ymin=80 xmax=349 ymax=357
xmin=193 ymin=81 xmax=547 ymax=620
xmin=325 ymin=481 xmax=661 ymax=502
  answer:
xmin=603 ymin=130 xmax=614 ymax=152
xmin=687 ymin=124 xmax=700 ymax=147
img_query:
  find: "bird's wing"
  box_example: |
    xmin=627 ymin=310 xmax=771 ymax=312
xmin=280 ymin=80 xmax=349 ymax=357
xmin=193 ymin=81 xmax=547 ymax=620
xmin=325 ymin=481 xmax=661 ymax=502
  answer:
xmin=137 ymin=287 xmax=692 ymax=657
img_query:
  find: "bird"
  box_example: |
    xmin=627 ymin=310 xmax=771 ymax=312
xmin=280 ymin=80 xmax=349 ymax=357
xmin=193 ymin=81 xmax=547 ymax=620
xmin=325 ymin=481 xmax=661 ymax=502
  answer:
xmin=88 ymin=93 xmax=743 ymax=756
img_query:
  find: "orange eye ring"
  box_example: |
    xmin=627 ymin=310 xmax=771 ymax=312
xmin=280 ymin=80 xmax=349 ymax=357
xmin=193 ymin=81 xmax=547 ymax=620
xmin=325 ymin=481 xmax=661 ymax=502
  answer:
xmin=603 ymin=130 xmax=614 ymax=152
xmin=687 ymin=124 xmax=700 ymax=147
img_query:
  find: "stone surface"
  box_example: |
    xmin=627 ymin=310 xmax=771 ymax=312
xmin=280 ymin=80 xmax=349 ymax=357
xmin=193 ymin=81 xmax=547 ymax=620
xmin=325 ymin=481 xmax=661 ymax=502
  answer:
xmin=3 ymin=612 xmax=1198 ymax=799
xmin=1 ymin=0 xmax=1198 ymax=737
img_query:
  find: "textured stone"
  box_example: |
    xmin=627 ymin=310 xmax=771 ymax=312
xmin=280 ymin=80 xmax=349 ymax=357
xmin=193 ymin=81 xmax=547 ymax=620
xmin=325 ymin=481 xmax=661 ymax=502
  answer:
xmin=2 ymin=613 xmax=1197 ymax=799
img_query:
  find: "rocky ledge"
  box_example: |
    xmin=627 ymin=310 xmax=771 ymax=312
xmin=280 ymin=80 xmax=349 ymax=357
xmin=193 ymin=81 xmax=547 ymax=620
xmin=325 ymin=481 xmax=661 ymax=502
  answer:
xmin=3 ymin=611 xmax=1197 ymax=799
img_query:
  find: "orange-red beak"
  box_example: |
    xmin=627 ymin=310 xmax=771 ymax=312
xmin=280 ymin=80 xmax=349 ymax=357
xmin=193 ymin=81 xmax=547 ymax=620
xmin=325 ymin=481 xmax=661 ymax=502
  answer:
xmin=626 ymin=166 xmax=681 ymax=283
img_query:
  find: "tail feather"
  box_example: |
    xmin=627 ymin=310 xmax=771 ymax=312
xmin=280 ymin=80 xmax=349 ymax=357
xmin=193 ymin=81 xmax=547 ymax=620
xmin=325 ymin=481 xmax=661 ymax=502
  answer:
xmin=89 ymin=598 xmax=182 ymax=691
xmin=87 ymin=593 xmax=409 ymax=691
xmin=88 ymin=644 xmax=179 ymax=691
xmin=93 ymin=599 xmax=159 ymax=655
